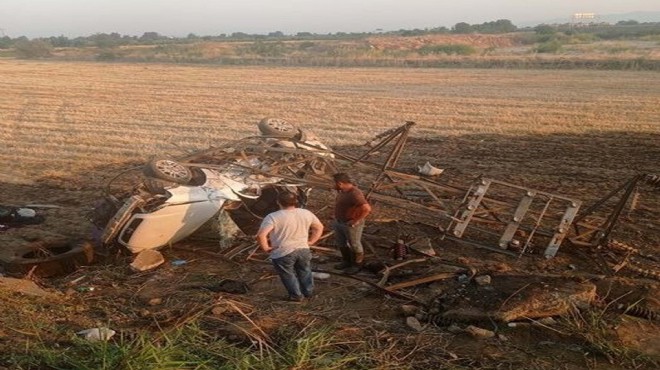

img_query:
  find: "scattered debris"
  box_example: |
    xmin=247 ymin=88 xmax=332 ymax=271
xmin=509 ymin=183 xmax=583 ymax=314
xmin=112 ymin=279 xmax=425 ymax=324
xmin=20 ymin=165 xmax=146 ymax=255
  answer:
xmin=409 ymin=237 xmax=436 ymax=256
xmin=312 ymin=272 xmax=331 ymax=279
xmin=400 ymin=304 xmax=419 ymax=316
xmin=0 ymin=205 xmax=44 ymax=228
xmin=430 ymin=275 xmax=596 ymax=323
xmin=0 ymin=277 xmax=60 ymax=298
xmin=391 ymin=239 xmax=409 ymax=260
xmin=406 ymin=316 xmax=424 ymax=331
xmin=130 ymin=250 xmax=165 ymax=272
xmin=474 ymin=275 xmax=491 ymax=286
xmin=187 ymin=279 xmax=249 ymax=294
xmin=447 ymin=324 xmax=463 ymax=334
xmin=76 ymin=327 xmax=116 ymax=342
xmin=417 ymin=161 xmax=444 ymax=176
xmin=464 ymin=325 xmax=495 ymax=339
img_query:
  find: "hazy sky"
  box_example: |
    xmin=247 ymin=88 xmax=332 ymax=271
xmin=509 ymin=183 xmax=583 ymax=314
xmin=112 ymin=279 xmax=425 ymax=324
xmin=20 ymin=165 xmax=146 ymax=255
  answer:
xmin=1 ymin=1 xmax=659 ymax=38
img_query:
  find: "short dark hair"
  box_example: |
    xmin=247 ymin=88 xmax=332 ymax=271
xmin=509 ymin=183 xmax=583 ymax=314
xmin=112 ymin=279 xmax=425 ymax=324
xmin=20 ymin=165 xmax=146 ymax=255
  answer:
xmin=333 ymin=172 xmax=353 ymax=184
xmin=278 ymin=191 xmax=299 ymax=207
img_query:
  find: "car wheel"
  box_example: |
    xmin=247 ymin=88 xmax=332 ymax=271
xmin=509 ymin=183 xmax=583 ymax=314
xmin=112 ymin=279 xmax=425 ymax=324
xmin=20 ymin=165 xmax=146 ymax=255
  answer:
xmin=144 ymin=158 xmax=192 ymax=184
xmin=257 ymin=117 xmax=299 ymax=138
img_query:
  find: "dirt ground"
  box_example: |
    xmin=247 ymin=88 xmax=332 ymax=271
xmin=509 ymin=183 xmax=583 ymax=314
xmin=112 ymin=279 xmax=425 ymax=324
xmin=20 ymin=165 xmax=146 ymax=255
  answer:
xmin=1 ymin=130 xmax=658 ymax=369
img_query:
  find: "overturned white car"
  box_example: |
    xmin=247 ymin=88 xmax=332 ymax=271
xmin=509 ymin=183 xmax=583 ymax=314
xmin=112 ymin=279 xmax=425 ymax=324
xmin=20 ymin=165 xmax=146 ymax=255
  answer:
xmin=90 ymin=118 xmax=335 ymax=253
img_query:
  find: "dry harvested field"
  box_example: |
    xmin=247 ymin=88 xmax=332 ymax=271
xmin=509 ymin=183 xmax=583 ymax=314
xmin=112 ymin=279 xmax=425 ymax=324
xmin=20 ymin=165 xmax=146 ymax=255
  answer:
xmin=1 ymin=60 xmax=658 ymax=183
xmin=1 ymin=60 xmax=659 ymax=368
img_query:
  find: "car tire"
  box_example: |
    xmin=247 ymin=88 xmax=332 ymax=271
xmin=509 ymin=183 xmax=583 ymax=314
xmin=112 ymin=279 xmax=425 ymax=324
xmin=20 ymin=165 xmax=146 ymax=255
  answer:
xmin=144 ymin=158 xmax=192 ymax=184
xmin=257 ymin=117 xmax=299 ymax=138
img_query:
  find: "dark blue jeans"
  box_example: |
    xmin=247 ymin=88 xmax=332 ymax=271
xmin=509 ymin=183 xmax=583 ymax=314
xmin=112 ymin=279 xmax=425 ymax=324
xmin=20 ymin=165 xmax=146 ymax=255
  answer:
xmin=271 ymin=248 xmax=314 ymax=299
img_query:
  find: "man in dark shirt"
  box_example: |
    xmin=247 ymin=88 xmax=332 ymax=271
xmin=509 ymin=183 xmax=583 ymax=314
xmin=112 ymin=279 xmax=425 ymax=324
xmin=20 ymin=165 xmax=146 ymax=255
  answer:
xmin=332 ymin=173 xmax=372 ymax=274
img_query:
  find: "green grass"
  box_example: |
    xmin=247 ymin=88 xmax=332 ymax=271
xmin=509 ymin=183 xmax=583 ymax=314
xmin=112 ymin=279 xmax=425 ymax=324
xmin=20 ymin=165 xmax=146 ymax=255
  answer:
xmin=8 ymin=322 xmax=374 ymax=370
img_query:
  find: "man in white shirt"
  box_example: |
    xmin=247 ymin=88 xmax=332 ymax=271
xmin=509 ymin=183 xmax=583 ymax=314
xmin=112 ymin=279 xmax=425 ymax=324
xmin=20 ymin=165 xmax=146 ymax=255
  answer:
xmin=256 ymin=191 xmax=324 ymax=302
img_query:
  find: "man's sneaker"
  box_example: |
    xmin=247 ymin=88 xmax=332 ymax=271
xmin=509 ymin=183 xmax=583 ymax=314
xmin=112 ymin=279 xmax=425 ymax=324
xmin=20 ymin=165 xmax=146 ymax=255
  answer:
xmin=344 ymin=265 xmax=362 ymax=275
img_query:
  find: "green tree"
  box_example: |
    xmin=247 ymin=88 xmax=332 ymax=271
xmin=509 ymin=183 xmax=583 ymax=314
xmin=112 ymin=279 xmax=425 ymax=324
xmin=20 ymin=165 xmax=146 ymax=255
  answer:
xmin=0 ymin=36 xmax=12 ymax=49
xmin=534 ymin=25 xmax=556 ymax=35
xmin=139 ymin=32 xmax=162 ymax=43
xmin=14 ymin=39 xmax=52 ymax=58
xmin=453 ymin=22 xmax=473 ymax=33
xmin=48 ymin=35 xmax=71 ymax=47
xmin=90 ymin=32 xmax=122 ymax=48
xmin=492 ymin=19 xmax=516 ymax=33
xmin=230 ymin=32 xmax=250 ymax=39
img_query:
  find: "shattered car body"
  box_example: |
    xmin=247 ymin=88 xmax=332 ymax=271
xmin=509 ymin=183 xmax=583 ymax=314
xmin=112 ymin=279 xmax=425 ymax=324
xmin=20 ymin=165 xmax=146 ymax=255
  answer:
xmin=92 ymin=120 xmax=336 ymax=253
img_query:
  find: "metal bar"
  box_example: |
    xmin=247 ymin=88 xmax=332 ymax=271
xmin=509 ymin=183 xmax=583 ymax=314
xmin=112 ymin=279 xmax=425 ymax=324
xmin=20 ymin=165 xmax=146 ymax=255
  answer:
xmin=356 ymin=127 xmax=402 ymax=161
xmin=600 ymin=177 xmax=641 ymax=243
xmin=452 ymin=179 xmax=491 ymax=237
xmin=498 ymin=191 xmax=535 ymax=249
xmin=573 ymin=176 xmax=638 ymax=224
xmin=543 ymin=200 xmax=582 ymax=258
xmin=519 ymin=197 xmax=553 ymax=257
xmin=366 ymin=123 xmax=415 ymax=198
xmin=445 ymin=235 xmax=519 ymax=257
xmin=488 ymin=179 xmax=581 ymax=202
xmin=417 ymin=182 xmax=448 ymax=209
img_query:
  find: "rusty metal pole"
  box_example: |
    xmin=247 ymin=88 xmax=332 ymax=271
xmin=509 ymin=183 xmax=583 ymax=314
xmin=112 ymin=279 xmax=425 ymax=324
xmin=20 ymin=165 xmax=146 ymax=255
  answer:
xmin=366 ymin=122 xmax=415 ymax=198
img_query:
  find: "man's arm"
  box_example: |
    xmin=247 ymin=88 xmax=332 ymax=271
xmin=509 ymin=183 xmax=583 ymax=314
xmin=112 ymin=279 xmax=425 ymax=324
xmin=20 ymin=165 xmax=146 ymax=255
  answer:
xmin=349 ymin=203 xmax=372 ymax=226
xmin=308 ymin=220 xmax=324 ymax=246
xmin=256 ymin=224 xmax=274 ymax=253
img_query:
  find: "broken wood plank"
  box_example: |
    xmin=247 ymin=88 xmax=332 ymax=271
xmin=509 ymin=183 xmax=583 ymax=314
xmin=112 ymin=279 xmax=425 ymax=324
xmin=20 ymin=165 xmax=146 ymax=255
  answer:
xmin=386 ymin=272 xmax=457 ymax=291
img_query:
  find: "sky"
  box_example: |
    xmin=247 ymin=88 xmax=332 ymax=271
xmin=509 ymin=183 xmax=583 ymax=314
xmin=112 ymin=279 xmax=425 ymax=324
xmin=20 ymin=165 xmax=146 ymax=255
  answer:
xmin=1 ymin=0 xmax=659 ymax=38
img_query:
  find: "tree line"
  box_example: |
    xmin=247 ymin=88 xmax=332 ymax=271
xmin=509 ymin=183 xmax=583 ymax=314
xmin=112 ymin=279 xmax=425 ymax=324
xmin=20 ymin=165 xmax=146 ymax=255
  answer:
xmin=0 ymin=19 xmax=519 ymax=50
xmin=2 ymin=18 xmax=659 ymax=59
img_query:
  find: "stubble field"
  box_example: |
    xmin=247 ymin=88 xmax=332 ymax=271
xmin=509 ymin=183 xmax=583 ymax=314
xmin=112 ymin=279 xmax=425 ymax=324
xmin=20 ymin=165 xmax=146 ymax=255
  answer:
xmin=1 ymin=60 xmax=658 ymax=184
xmin=0 ymin=60 xmax=659 ymax=368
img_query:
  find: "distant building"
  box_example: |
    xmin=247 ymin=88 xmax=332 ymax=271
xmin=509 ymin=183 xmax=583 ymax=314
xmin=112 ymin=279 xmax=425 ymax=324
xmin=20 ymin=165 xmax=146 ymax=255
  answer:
xmin=571 ymin=13 xmax=599 ymax=27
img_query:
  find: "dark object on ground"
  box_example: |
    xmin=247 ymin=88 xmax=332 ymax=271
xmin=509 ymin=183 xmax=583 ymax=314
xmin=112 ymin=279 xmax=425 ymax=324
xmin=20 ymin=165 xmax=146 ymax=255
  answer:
xmin=200 ymin=279 xmax=250 ymax=294
xmin=1 ymin=239 xmax=95 ymax=278
xmin=0 ymin=205 xmax=45 ymax=228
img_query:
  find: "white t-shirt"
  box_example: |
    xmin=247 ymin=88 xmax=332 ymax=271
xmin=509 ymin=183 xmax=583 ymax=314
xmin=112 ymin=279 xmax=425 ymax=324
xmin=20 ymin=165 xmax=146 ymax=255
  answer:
xmin=258 ymin=208 xmax=321 ymax=259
